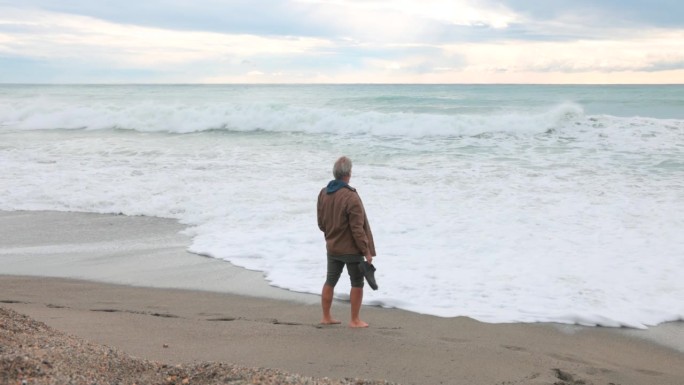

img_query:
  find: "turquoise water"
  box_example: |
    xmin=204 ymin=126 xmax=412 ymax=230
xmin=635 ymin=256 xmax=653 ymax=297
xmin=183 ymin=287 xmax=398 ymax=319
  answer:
xmin=2 ymin=84 xmax=684 ymax=119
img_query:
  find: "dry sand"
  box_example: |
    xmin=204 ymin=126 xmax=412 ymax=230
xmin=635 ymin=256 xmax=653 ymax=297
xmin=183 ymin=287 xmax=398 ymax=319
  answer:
xmin=1 ymin=210 xmax=684 ymax=385
xmin=1 ymin=306 xmax=394 ymax=385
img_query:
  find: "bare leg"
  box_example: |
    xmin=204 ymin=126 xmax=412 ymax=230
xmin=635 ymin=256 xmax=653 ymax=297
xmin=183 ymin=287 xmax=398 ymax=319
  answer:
xmin=349 ymin=287 xmax=368 ymax=328
xmin=320 ymin=284 xmax=341 ymax=324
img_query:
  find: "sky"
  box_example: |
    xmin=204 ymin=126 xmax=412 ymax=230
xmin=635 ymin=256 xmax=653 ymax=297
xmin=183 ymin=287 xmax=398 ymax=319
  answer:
xmin=1 ymin=0 xmax=683 ymax=84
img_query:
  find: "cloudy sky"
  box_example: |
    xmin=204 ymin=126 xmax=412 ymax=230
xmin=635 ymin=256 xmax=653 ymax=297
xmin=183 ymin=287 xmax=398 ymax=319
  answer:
xmin=1 ymin=0 xmax=683 ymax=83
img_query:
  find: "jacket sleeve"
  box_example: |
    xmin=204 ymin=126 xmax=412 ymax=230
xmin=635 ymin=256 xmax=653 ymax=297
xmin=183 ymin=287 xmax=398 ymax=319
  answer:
xmin=347 ymin=193 xmax=370 ymax=255
xmin=317 ymin=190 xmax=325 ymax=232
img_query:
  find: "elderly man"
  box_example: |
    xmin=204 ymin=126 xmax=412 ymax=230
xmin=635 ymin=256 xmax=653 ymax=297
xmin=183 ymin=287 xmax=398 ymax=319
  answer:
xmin=317 ymin=156 xmax=376 ymax=328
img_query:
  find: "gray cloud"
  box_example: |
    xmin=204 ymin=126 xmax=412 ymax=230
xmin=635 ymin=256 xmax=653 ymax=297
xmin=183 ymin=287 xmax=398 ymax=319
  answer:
xmin=502 ymin=0 xmax=684 ymax=28
xmin=0 ymin=55 xmax=165 ymax=83
xmin=644 ymin=60 xmax=684 ymax=72
xmin=1 ymin=0 xmax=333 ymax=37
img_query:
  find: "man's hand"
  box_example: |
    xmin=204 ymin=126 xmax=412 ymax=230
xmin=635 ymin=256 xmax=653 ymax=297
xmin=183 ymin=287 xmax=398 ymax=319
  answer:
xmin=365 ymin=253 xmax=373 ymax=264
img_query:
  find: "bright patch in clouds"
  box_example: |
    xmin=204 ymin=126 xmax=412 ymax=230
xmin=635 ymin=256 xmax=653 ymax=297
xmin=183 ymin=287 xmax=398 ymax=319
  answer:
xmin=298 ymin=0 xmax=518 ymax=28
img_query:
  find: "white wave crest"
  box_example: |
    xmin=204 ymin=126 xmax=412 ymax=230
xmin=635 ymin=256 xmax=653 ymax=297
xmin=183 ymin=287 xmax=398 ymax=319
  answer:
xmin=0 ymin=98 xmax=587 ymax=137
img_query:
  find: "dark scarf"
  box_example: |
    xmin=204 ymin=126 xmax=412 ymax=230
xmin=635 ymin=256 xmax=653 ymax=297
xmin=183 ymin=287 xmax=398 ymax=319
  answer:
xmin=326 ymin=179 xmax=355 ymax=194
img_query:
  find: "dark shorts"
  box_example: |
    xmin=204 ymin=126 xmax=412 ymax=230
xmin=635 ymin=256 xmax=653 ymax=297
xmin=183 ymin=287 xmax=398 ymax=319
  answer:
xmin=325 ymin=254 xmax=364 ymax=288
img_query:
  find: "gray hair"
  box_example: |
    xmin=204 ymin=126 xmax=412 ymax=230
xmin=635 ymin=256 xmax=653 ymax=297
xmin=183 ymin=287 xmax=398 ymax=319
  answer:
xmin=333 ymin=156 xmax=352 ymax=179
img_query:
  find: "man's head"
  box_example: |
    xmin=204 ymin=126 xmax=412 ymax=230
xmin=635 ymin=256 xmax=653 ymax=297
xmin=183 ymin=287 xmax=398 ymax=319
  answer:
xmin=333 ymin=156 xmax=352 ymax=180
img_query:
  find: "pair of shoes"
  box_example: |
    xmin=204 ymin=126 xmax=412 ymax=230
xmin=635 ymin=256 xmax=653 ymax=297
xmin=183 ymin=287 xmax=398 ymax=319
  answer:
xmin=359 ymin=261 xmax=378 ymax=290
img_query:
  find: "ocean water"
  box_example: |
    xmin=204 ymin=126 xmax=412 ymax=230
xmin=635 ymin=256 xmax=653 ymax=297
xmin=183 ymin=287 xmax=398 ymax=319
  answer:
xmin=1 ymin=84 xmax=683 ymax=328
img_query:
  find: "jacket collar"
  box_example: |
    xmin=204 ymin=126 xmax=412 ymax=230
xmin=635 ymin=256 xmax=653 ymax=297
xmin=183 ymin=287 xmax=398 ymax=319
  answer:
xmin=326 ymin=179 xmax=355 ymax=194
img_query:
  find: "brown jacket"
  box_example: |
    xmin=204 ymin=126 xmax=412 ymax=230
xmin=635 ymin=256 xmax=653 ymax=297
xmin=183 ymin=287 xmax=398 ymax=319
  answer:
xmin=317 ymin=184 xmax=376 ymax=257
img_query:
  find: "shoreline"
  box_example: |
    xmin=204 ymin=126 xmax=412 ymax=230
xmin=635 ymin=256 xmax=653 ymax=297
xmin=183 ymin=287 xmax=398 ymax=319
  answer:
xmin=2 ymin=210 xmax=684 ymax=384
xmin=0 ymin=210 xmax=318 ymax=304
xmin=1 ymin=209 xmax=682 ymax=348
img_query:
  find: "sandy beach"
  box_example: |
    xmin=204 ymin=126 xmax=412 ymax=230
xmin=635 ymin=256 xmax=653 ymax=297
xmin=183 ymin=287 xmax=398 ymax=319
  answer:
xmin=2 ymin=210 xmax=684 ymax=385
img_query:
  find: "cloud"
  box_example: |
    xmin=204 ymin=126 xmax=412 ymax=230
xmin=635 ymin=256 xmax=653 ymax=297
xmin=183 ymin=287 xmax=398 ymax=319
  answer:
xmin=0 ymin=6 xmax=331 ymax=68
xmin=445 ymin=30 xmax=684 ymax=73
xmin=502 ymin=0 xmax=684 ymax=28
xmin=3 ymin=0 xmax=330 ymax=36
xmin=644 ymin=60 xmax=684 ymax=73
xmin=0 ymin=1 xmax=683 ymax=83
xmin=297 ymin=0 xmax=520 ymax=29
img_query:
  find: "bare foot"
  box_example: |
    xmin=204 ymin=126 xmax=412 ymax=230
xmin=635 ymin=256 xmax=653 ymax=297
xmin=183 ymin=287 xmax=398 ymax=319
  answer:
xmin=320 ymin=318 xmax=342 ymax=325
xmin=348 ymin=320 xmax=369 ymax=328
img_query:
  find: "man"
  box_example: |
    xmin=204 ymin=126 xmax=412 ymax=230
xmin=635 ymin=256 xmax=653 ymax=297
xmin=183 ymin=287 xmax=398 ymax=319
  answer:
xmin=317 ymin=156 xmax=376 ymax=328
